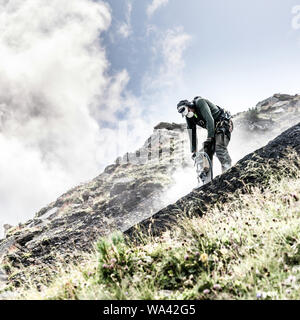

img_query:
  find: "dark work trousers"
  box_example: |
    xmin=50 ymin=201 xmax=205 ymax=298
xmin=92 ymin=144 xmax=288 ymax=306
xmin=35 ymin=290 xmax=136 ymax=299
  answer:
xmin=204 ymin=124 xmax=232 ymax=176
xmin=215 ymin=133 xmax=232 ymax=172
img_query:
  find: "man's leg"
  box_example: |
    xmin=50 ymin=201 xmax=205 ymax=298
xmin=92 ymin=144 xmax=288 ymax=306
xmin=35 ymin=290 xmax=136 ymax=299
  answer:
xmin=215 ymin=133 xmax=232 ymax=173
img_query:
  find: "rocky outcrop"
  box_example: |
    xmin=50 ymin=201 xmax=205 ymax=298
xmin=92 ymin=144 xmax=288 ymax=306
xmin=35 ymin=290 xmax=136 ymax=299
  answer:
xmin=234 ymin=93 xmax=300 ymax=133
xmin=256 ymin=93 xmax=297 ymax=110
xmin=154 ymin=122 xmax=186 ymax=131
xmin=229 ymin=93 xmax=300 ymax=160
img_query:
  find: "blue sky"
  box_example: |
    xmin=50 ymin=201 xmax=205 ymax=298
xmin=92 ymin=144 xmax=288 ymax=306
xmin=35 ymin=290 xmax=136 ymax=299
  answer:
xmin=103 ymin=0 xmax=300 ymax=120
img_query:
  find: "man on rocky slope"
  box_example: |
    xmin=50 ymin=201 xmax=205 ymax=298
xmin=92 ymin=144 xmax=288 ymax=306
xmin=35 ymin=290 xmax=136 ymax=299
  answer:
xmin=177 ymin=96 xmax=233 ymax=179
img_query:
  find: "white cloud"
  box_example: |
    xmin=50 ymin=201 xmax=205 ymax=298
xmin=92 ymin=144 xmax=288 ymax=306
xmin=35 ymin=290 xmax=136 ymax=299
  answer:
xmin=142 ymin=26 xmax=192 ymax=100
xmin=292 ymin=5 xmax=300 ymax=30
xmin=147 ymin=0 xmax=169 ymax=18
xmin=118 ymin=2 xmax=133 ymax=38
xmin=159 ymin=27 xmax=192 ymax=84
xmin=0 ymin=0 xmax=153 ymax=237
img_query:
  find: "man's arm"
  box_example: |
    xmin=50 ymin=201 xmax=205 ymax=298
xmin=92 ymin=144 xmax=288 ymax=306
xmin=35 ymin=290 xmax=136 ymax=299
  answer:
xmin=195 ymin=99 xmax=215 ymax=138
xmin=186 ymin=117 xmax=197 ymax=153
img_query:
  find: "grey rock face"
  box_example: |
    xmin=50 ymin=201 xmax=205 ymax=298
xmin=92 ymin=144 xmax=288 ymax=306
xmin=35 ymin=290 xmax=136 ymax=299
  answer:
xmin=154 ymin=122 xmax=186 ymax=131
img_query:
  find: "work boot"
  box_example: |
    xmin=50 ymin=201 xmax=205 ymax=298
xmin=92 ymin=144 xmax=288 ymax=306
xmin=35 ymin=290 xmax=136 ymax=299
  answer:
xmin=221 ymin=162 xmax=231 ymax=173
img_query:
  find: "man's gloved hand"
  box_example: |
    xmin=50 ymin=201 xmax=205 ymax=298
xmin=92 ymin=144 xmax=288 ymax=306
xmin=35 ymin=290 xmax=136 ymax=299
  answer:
xmin=203 ymin=137 xmax=215 ymax=155
xmin=191 ymin=152 xmax=196 ymax=160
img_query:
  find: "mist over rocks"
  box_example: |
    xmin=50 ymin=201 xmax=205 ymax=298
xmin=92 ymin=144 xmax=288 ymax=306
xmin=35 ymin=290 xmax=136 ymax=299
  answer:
xmin=0 ymin=124 xmax=192 ymax=286
xmin=228 ymin=93 xmax=300 ymax=164
xmin=0 ymin=93 xmax=299 ymax=288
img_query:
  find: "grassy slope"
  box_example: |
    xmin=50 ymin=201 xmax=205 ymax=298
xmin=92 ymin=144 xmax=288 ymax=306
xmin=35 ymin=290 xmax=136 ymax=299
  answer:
xmin=2 ymin=154 xmax=300 ymax=300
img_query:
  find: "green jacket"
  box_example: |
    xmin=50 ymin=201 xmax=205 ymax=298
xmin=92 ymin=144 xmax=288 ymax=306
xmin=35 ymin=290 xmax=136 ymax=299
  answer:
xmin=186 ymin=97 xmax=221 ymax=153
